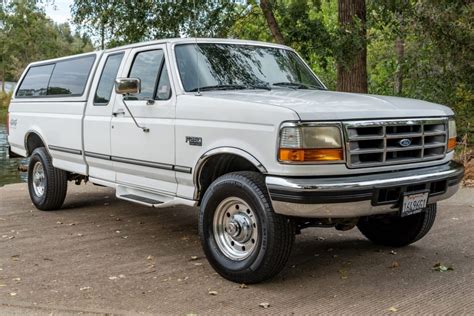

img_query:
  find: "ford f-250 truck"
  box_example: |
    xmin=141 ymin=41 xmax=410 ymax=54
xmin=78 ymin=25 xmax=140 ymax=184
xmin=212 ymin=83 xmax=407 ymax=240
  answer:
xmin=7 ymin=38 xmax=464 ymax=283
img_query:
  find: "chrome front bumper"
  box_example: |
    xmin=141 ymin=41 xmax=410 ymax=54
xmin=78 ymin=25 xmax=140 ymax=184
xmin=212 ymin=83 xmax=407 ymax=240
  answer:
xmin=266 ymin=161 xmax=464 ymax=218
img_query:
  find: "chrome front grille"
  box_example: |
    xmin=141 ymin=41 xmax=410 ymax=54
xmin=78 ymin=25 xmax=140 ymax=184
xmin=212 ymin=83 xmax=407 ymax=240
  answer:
xmin=344 ymin=118 xmax=448 ymax=168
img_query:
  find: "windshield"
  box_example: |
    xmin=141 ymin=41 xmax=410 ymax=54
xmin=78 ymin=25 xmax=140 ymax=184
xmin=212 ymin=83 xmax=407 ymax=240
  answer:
xmin=174 ymin=43 xmax=325 ymax=92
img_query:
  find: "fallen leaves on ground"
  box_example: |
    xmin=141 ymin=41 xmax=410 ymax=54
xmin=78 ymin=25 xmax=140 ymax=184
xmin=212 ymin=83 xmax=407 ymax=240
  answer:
xmin=109 ymin=274 xmax=126 ymax=280
xmin=390 ymin=261 xmax=400 ymax=269
xmin=388 ymin=306 xmax=398 ymax=312
xmin=432 ymin=263 xmax=454 ymax=272
xmin=259 ymin=302 xmax=270 ymax=309
xmin=208 ymin=290 xmax=218 ymax=296
xmin=190 ymin=256 xmax=198 ymax=261
xmin=338 ymin=269 xmax=348 ymax=279
xmin=239 ymin=283 xmax=248 ymax=289
xmin=80 ymin=286 xmax=91 ymax=291
xmin=389 ymin=250 xmax=397 ymax=255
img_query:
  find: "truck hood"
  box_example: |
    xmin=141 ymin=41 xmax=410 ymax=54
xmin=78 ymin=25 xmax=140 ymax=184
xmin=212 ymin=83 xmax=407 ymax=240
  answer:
xmin=200 ymin=89 xmax=453 ymax=120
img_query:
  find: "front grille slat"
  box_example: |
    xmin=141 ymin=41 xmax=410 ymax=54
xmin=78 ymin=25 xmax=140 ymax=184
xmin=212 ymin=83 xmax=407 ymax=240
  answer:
xmin=344 ymin=118 xmax=447 ymax=168
xmin=386 ymin=145 xmax=424 ymax=152
xmin=351 ymin=148 xmax=385 ymax=154
xmin=386 ymin=133 xmax=423 ymax=139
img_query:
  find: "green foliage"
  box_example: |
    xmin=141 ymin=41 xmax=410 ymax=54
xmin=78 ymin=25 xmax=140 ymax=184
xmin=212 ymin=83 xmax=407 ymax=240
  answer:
xmin=0 ymin=1 xmax=94 ymax=81
xmin=364 ymin=0 xmax=472 ymax=140
xmin=0 ymin=91 xmax=12 ymax=109
xmin=4 ymin=0 xmax=469 ymax=140
xmin=229 ymin=0 xmax=338 ymax=89
xmin=71 ymin=0 xmax=245 ymax=48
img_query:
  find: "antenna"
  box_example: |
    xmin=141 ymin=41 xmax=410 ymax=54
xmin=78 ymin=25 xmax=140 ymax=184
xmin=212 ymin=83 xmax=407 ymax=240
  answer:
xmin=193 ymin=0 xmax=201 ymax=96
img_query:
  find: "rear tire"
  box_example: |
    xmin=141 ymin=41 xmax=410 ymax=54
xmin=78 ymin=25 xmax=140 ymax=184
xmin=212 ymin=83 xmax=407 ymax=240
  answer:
xmin=357 ymin=203 xmax=437 ymax=247
xmin=199 ymin=171 xmax=295 ymax=284
xmin=28 ymin=147 xmax=67 ymax=211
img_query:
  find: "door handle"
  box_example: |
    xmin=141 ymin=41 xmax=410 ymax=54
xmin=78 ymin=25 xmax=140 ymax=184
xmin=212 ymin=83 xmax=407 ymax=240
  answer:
xmin=112 ymin=109 xmax=126 ymax=116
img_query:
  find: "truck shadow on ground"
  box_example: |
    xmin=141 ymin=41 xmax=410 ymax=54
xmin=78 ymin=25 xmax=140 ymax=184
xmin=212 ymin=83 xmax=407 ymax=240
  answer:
xmin=56 ymin=186 xmax=446 ymax=285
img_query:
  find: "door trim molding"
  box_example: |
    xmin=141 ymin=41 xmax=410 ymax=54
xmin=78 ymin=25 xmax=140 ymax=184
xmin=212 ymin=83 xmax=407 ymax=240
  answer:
xmin=49 ymin=145 xmax=82 ymax=155
xmin=84 ymin=150 xmax=192 ymax=173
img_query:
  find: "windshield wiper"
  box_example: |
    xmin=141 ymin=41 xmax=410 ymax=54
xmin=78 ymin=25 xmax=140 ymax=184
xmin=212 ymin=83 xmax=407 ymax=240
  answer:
xmin=189 ymin=83 xmax=271 ymax=92
xmin=189 ymin=84 xmax=247 ymax=92
xmin=272 ymin=82 xmax=324 ymax=90
xmin=247 ymin=83 xmax=271 ymax=91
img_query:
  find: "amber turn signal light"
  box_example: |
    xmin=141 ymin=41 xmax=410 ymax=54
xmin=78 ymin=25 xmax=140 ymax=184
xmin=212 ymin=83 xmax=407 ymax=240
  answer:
xmin=279 ymin=148 xmax=343 ymax=162
xmin=447 ymin=138 xmax=457 ymax=151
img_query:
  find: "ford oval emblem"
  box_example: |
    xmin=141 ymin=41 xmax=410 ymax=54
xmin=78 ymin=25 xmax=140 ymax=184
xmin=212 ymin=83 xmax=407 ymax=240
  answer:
xmin=399 ymin=138 xmax=412 ymax=147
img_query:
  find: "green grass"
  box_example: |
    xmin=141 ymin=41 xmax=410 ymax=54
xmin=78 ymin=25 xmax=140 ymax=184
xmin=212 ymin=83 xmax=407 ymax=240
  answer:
xmin=0 ymin=106 xmax=7 ymax=124
xmin=0 ymin=90 xmax=11 ymax=124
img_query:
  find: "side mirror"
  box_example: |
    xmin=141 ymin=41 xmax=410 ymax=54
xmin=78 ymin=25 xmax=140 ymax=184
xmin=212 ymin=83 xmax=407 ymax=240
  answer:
xmin=115 ymin=78 xmax=141 ymax=95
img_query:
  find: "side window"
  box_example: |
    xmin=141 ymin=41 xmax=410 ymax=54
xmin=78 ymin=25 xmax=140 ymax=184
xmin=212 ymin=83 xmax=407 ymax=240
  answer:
xmin=128 ymin=50 xmax=164 ymax=100
xmin=94 ymin=53 xmax=124 ymax=105
xmin=16 ymin=64 xmax=54 ymax=97
xmin=47 ymin=55 xmax=96 ymax=96
xmin=155 ymin=63 xmax=171 ymax=100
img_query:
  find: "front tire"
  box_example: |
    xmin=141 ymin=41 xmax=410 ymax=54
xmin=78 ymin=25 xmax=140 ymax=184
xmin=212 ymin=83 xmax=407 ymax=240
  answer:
xmin=357 ymin=203 xmax=437 ymax=247
xmin=28 ymin=147 xmax=67 ymax=211
xmin=199 ymin=171 xmax=295 ymax=284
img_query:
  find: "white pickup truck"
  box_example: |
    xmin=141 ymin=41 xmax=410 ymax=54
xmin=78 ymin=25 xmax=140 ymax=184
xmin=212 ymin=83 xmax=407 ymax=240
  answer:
xmin=7 ymin=38 xmax=464 ymax=283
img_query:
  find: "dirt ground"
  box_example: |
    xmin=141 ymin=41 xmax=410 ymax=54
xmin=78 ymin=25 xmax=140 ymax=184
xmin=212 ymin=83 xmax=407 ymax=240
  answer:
xmin=0 ymin=183 xmax=473 ymax=315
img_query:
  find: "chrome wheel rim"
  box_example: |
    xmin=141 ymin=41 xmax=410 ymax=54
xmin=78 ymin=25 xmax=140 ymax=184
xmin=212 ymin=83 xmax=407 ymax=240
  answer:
xmin=32 ymin=161 xmax=46 ymax=197
xmin=213 ymin=197 xmax=258 ymax=261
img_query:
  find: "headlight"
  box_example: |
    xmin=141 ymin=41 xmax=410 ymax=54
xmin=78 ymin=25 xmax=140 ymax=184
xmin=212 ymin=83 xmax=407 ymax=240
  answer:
xmin=279 ymin=125 xmax=344 ymax=163
xmin=447 ymin=118 xmax=457 ymax=152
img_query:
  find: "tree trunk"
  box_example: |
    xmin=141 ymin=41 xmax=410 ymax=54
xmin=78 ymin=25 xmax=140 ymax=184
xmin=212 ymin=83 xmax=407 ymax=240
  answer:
xmin=260 ymin=0 xmax=285 ymax=45
xmin=394 ymin=35 xmax=404 ymax=95
xmin=336 ymin=0 xmax=368 ymax=93
xmin=1 ymin=64 xmax=5 ymax=93
xmin=100 ymin=20 xmax=105 ymax=50
xmin=394 ymin=11 xmax=404 ymax=95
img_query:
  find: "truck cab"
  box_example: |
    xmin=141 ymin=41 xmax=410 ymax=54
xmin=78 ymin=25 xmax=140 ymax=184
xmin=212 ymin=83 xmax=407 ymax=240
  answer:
xmin=7 ymin=38 xmax=464 ymax=283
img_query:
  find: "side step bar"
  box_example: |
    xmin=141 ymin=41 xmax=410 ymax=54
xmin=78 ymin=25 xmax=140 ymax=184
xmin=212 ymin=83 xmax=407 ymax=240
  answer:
xmin=119 ymin=194 xmax=163 ymax=207
xmin=115 ymin=184 xmax=198 ymax=209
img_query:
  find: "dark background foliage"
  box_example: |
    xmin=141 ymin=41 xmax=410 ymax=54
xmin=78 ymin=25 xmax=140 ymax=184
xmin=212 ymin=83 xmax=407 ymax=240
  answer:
xmin=1 ymin=0 xmax=472 ymax=141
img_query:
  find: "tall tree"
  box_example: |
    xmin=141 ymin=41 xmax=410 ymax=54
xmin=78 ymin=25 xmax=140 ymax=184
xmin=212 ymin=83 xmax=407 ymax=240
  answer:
xmin=259 ymin=0 xmax=285 ymax=44
xmin=336 ymin=0 xmax=368 ymax=93
xmin=0 ymin=1 xmax=93 ymax=82
xmin=71 ymin=1 xmax=244 ymax=48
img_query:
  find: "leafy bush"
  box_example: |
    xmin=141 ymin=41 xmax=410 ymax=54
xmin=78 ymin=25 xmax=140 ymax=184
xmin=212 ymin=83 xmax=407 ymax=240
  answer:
xmin=0 ymin=91 xmax=12 ymax=109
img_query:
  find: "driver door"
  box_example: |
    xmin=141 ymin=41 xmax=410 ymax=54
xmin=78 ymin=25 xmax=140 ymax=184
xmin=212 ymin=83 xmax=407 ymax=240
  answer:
xmin=110 ymin=45 xmax=176 ymax=194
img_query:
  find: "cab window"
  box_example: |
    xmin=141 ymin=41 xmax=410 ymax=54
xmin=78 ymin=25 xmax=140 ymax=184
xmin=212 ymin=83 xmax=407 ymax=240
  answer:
xmin=127 ymin=49 xmax=171 ymax=101
xmin=128 ymin=50 xmax=163 ymax=100
xmin=16 ymin=64 xmax=54 ymax=97
xmin=47 ymin=55 xmax=96 ymax=96
xmin=155 ymin=63 xmax=171 ymax=100
xmin=94 ymin=53 xmax=124 ymax=105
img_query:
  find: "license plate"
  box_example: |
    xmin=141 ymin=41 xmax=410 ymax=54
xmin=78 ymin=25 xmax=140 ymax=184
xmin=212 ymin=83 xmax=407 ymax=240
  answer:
xmin=401 ymin=192 xmax=429 ymax=217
